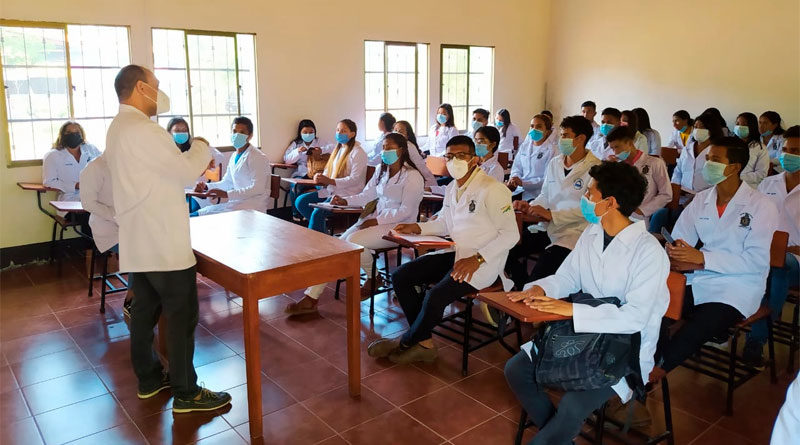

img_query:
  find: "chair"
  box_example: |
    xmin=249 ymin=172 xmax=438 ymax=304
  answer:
xmin=87 ymin=248 xmax=128 ymax=313
xmin=366 ymin=165 xmax=376 ymax=180
xmin=204 ymin=162 xmax=223 ymax=182
xmin=266 ymin=174 xmax=294 ymax=220
xmin=773 ymin=287 xmax=800 ymax=373
xmin=498 ymin=151 xmax=510 ymax=170
xmin=660 ymin=147 xmax=679 ymax=166
xmin=334 ymin=246 xmax=403 ymax=316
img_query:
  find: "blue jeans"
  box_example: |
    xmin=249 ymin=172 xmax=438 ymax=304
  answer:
xmin=648 ymin=206 xmax=684 ymax=234
xmin=295 ymin=190 xmax=329 ymax=233
xmin=748 ymin=253 xmax=800 ymax=345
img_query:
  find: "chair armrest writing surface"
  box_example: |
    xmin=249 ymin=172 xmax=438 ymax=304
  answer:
xmin=185 ymin=190 xmax=210 ymax=198
xmin=49 ymin=201 xmax=87 ymax=214
xmin=422 ymin=192 xmax=444 ymax=202
xmin=477 ymin=292 xmax=570 ymax=323
xmin=270 ymin=162 xmax=297 ymax=170
xmin=383 ymin=231 xmax=454 ymax=247
xmin=18 ymin=182 xmax=57 ymax=192
xmin=309 ymin=203 xmax=363 ymax=214
xmin=281 ymin=177 xmax=318 ymax=186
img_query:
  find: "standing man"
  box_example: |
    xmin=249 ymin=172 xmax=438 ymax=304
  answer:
xmin=105 ymin=65 xmax=231 ymax=412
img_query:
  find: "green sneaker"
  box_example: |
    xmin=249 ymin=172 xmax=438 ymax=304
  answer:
xmin=367 ymin=338 xmax=401 ymax=358
xmin=173 ymin=386 xmax=232 ymax=414
xmin=137 ymin=372 xmax=170 ymax=399
xmin=388 ymin=343 xmax=438 ymax=364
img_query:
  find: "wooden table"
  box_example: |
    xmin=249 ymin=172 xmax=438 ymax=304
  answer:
xmin=189 ymin=210 xmax=363 ymax=440
xmin=50 ymin=200 xmax=87 ymax=214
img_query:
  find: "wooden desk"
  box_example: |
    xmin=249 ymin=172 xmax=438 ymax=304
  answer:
xmin=476 ymin=291 xmax=571 ymax=323
xmin=280 ymin=177 xmax=318 ymax=186
xmin=422 ymin=192 xmax=444 ymax=202
xmin=270 ymin=162 xmax=298 ymax=173
xmin=190 ymin=210 xmax=362 ymax=440
xmin=50 ymin=200 xmax=87 ymax=214
xmin=18 ymin=182 xmax=57 ymax=193
xmin=309 ymin=203 xmax=363 ymax=214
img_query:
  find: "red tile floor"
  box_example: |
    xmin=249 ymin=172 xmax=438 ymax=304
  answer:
xmin=0 ymin=256 xmax=795 ymax=444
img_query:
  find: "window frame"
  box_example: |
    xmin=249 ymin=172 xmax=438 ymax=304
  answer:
xmin=438 ymin=44 xmax=495 ymax=130
xmin=0 ymin=19 xmax=131 ymax=167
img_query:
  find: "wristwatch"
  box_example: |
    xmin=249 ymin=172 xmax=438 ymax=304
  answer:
xmin=475 ymin=253 xmax=485 ymax=265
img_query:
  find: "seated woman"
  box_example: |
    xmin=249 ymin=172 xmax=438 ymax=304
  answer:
xmin=495 ymin=108 xmax=522 ymax=156
xmin=167 ymin=117 xmax=224 ymax=214
xmin=393 ymin=120 xmax=436 ymax=189
xmin=283 ymin=119 xmax=329 ymax=216
xmin=505 ymin=161 xmax=669 ymax=445
xmin=507 ymin=114 xmax=558 ymax=200
xmin=294 ymin=119 xmax=368 ymax=233
xmin=286 ymin=133 xmax=424 ymax=315
xmin=733 ymin=112 xmax=769 ymax=187
xmin=475 ymin=125 xmax=504 ymax=182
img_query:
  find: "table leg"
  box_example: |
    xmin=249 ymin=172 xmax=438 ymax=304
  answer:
xmin=346 ymin=259 xmax=362 ymax=396
xmin=242 ymin=295 xmax=263 ymax=440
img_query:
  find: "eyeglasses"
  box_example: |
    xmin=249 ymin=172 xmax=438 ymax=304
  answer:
xmin=443 ymin=152 xmax=474 ymax=161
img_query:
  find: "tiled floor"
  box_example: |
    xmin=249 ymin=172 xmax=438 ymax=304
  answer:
xmin=0 ymin=256 xmax=795 ymax=444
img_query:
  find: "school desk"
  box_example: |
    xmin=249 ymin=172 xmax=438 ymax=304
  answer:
xmin=49 ymin=200 xmax=87 ymax=214
xmin=280 ymin=176 xmax=318 ymax=187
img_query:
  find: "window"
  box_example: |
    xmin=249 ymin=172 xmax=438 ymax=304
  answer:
xmin=440 ymin=45 xmax=494 ymax=130
xmin=152 ymin=29 xmax=258 ymax=148
xmin=0 ymin=21 xmax=130 ymax=163
xmin=364 ymin=41 xmax=428 ymax=141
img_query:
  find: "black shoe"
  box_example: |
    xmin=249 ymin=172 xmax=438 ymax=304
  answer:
xmin=137 ymin=372 xmax=170 ymax=399
xmin=173 ymin=386 xmax=232 ymax=413
xmin=741 ymin=340 xmax=765 ymax=370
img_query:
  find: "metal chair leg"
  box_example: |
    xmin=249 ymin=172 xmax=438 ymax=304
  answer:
xmin=88 ymin=248 xmax=96 ymax=297
xmin=768 ymin=318 xmax=777 ymax=384
xmin=50 ymin=220 xmax=58 ymax=262
xmin=462 ymin=298 xmax=473 ymax=376
xmin=514 ymin=409 xmax=527 ymax=445
xmin=334 ymin=279 xmax=341 ymax=300
xmin=369 ymin=254 xmax=378 ymax=317
xmin=725 ymin=331 xmax=739 ymax=416
xmin=594 ymin=402 xmax=607 ymax=445
xmin=99 ymin=252 xmax=109 ymax=314
xmin=662 ymin=377 xmax=675 ymax=445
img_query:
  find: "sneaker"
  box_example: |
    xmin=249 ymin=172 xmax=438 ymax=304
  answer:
xmin=388 ymin=343 xmax=438 ymax=364
xmin=122 ymin=298 xmax=132 ymax=320
xmin=741 ymin=340 xmax=765 ymax=370
xmin=173 ymin=386 xmax=232 ymax=414
xmin=285 ymin=295 xmax=318 ymax=316
xmin=137 ymin=372 xmax=170 ymax=399
xmin=367 ymin=338 xmax=401 ymax=358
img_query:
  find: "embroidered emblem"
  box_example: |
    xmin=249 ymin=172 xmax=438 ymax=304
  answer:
xmin=501 ymin=204 xmax=512 ymax=213
xmin=740 ymin=213 xmax=752 ymax=228
xmin=537 ymin=152 xmax=543 ymax=159
xmin=469 ymin=200 xmax=476 ymax=213
xmin=641 ymin=165 xmax=650 ymax=174
xmin=573 ymin=178 xmax=583 ymax=190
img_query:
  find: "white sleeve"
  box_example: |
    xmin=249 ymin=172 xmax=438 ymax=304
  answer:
xmin=343 ymin=168 xmax=379 ymax=207
xmin=332 ymin=148 xmax=368 ymax=191
xmin=740 ymin=145 xmax=770 ymax=187
xmin=79 ymin=162 xmax=115 ymax=221
xmin=407 ymin=143 xmax=437 ymax=187
xmin=207 ymin=158 xmax=234 ymax=190
xmin=703 ymin=199 xmax=778 ymax=275
xmin=42 ymin=152 xmax=74 ymax=193
xmin=527 ymin=230 xmax=587 ymax=297
xmin=639 ymin=159 xmax=673 ymax=217
xmin=475 ymin=184 xmax=519 ymax=264
xmin=671 ymin=149 xmax=686 ymax=185
xmin=771 ymin=375 xmax=800 ymax=444
xmin=375 ymin=171 xmax=424 ymax=225
xmin=227 ymin=151 xmax=270 ymax=201
xmin=283 ymin=141 xmax=302 ymax=164
xmin=136 ymin=125 xmax=211 ymax=185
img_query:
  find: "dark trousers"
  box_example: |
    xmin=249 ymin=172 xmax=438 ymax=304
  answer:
xmin=506 ymin=231 xmax=553 ymax=290
xmin=391 ymin=252 xmax=477 ymax=345
xmin=505 ymin=351 xmax=615 ymax=445
xmin=129 ymin=266 xmax=199 ymax=399
xmin=659 ymin=287 xmax=744 ymax=372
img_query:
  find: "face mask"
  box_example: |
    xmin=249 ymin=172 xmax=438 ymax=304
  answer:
xmin=701 ymin=160 xmax=730 ymax=185
xmin=558 ymin=138 xmax=576 ymax=156
xmin=142 ymin=82 xmax=170 ymax=115
xmin=779 ymin=152 xmax=800 ymax=173
xmin=335 ymin=132 xmax=350 ymax=144
xmin=173 ymin=132 xmax=189 ymax=144
xmin=436 ymin=114 xmax=447 ymax=125
xmin=475 ymin=144 xmax=489 ymax=158
xmin=495 ymin=120 xmax=504 ymax=128
xmin=446 ymin=158 xmax=470 ymax=179
xmin=381 ymin=149 xmax=400 ymax=165
xmin=528 ymin=129 xmax=544 ymax=142
xmin=761 ymin=129 xmax=773 ymax=138
xmin=62 ymin=132 xmax=83 ymax=148
xmin=600 ymin=123 xmax=614 ymax=136
xmin=733 ymin=125 xmax=749 ymax=139
xmin=692 ymin=128 xmax=710 ymax=143
xmin=231 ymin=132 xmax=249 ymax=149
xmin=301 ymin=133 xmax=315 ymax=143
xmin=471 ymin=120 xmax=482 ymax=131
xmin=615 ymin=150 xmax=631 ymax=162
xmin=580 ymin=195 xmax=608 ymax=225
xmin=678 ymin=125 xmax=688 ymax=133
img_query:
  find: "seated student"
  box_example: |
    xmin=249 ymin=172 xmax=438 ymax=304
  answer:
xmin=283 ymin=119 xmax=328 ymax=178
xmin=475 ymin=126 xmax=504 ymax=182
xmin=507 ymin=116 xmax=601 ymax=290
xmin=650 ymin=137 xmax=778 ymax=382
xmin=295 ymin=119 xmax=368 ymax=232
xmin=666 ymin=110 xmax=694 ymax=153
xmin=192 ymin=117 xmax=270 ymax=216
xmin=426 ymin=103 xmax=459 ymax=156
xmin=633 ymin=107 xmax=662 ymax=156
xmin=733 ymin=112 xmax=770 ymax=187
xmin=588 ymin=107 xmax=622 ymax=160
xmin=606 ymin=126 xmax=672 ymax=228
xmin=466 ymin=108 xmax=490 ymax=138
xmin=508 ymin=114 xmax=558 ymax=201
xmin=366 ymin=135 xmax=518 ymax=364
xmin=167 ymin=117 xmax=224 ymax=167
xmin=496 ymin=108 xmax=522 ymax=155
xmin=366 ymin=112 xmax=396 ymax=167
xmin=760 ymin=111 xmax=786 ymax=167
xmin=703 ymin=107 xmax=730 ymax=136
xmin=286 ymin=133 xmax=425 ymax=315
xmin=505 ymin=161 xmax=669 ymax=445
xmin=392 ymin=120 xmax=437 ymax=188
xmin=620 ymin=109 xmax=650 ymax=154
xmin=580 ymin=100 xmax=600 ymax=137
xmin=743 ymin=125 xmax=800 ymax=367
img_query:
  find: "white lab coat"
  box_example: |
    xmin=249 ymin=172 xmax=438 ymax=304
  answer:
xmin=283 ymin=137 xmax=329 ymax=178
xmin=630 ymin=152 xmax=672 ymax=223
xmin=42 ymin=143 xmax=102 ymax=202
xmin=498 ymin=123 xmax=522 ymax=154
xmin=531 ymin=151 xmax=602 ymax=250
xmin=771 ymin=373 xmax=800 ymax=445
xmin=666 ymin=128 xmax=691 ymax=153
xmin=366 ymin=133 xmax=389 ymax=167
xmin=765 ymin=134 xmax=786 ymax=161
xmin=741 ymin=140 xmax=770 ymax=188
xmin=588 ymin=135 xmax=614 ymax=161
xmin=419 ymin=168 xmax=519 ymax=290
xmin=345 ymin=165 xmax=424 ymax=225
xmin=318 ymin=142 xmax=368 ymax=198
xmin=671 ymin=138 xmax=711 ymax=194
xmin=633 ymin=131 xmax=649 ymax=155
xmin=510 ymin=135 xmax=558 ymax=201
xmin=105 ymin=104 xmax=211 ymax=273
xmin=427 ymin=125 xmax=459 ymax=156
xmin=672 ymin=182 xmax=779 ymax=318
xmin=527 ymin=221 xmax=670 ymax=402
xmin=79 ymin=156 xmax=117 ymax=253
xmin=480 ymin=153 xmax=505 ymax=183
xmin=642 ymin=129 xmax=662 ymax=156
xmin=758 ymin=172 xmax=800 ymax=263
xmin=198 ymin=145 xmax=271 ymax=216
xmin=407 ymin=141 xmax=437 ymax=188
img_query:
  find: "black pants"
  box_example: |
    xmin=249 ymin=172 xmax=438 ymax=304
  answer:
xmin=129 ymin=266 xmax=199 ymax=399
xmin=659 ymin=287 xmax=744 ymax=372
xmin=392 ymin=252 xmax=477 ymax=345
xmin=506 ymin=231 xmax=550 ymax=290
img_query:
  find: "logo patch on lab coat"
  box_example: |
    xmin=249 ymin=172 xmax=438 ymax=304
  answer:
xmin=469 ymin=200 xmax=476 ymax=213
xmin=641 ymin=165 xmax=650 ymax=174
xmin=573 ymin=178 xmax=583 ymax=190
xmin=740 ymin=213 xmax=752 ymax=228
xmin=537 ymin=152 xmax=543 ymax=159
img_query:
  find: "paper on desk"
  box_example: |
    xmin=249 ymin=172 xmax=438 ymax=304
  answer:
xmin=316 ymin=203 xmax=363 ymax=210
xmin=388 ymin=230 xmax=454 ymax=246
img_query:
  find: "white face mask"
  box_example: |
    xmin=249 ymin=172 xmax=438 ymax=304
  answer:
xmin=446 ymin=158 xmax=470 ymax=180
xmin=692 ymin=128 xmax=710 ymax=143
xmin=142 ymin=82 xmax=171 ymax=115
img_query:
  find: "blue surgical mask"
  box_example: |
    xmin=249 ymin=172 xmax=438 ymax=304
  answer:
xmin=558 ymin=138 xmax=576 ymax=156
xmin=436 ymin=114 xmax=447 ymax=124
xmin=231 ymin=132 xmax=248 ymax=149
xmin=472 ymin=120 xmax=482 ymax=131
xmin=495 ymin=120 xmax=504 ymax=128
xmin=701 ymin=160 xmax=730 ymax=185
xmin=381 ymin=149 xmax=399 ymax=165
xmin=475 ymin=143 xmax=489 ymax=158
xmin=779 ymin=152 xmax=800 ymax=173
xmin=761 ymin=129 xmax=773 ymax=138
xmin=173 ymin=132 xmax=189 ymax=144
xmin=335 ymin=132 xmax=350 ymax=144
xmin=678 ymin=125 xmax=688 ymax=133
xmin=528 ymin=129 xmax=544 ymax=142
xmin=733 ymin=125 xmax=749 ymax=139
xmin=301 ymin=133 xmax=315 ymax=143
xmin=580 ymin=195 xmax=608 ymax=225
xmin=615 ymin=150 xmax=631 ymax=162
xmin=600 ymin=123 xmax=614 ymax=136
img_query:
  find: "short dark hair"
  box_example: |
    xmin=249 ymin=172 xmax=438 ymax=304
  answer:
xmin=114 ymin=64 xmax=148 ymax=100
xmin=785 ymin=125 xmax=800 ymax=139
xmin=232 ymin=116 xmax=254 ymax=135
xmin=379 ymin=112 xmax=396 ymax=133
xmin=605 ymin=125 xmax=635 ymax=143
xmin=581 ymin=101 xmax=596 ymax=110
xmin=711 ymin=136 xmax=749 ymax=171
xmin=475 ymin=126 xmax=501 ymax=153
xmin=601 ymin=107 xmax=621 ymax=119
xmin=472 ymin=108 xmax=490 ymax=120
xmin=559 ymin=115 xmax=594 ymax=146
xmin=589 ymin=161 xmax=647 ymax=217
xmin=166 ymin=117 xmax=190 ymax=134
xmin=446 ymin=134 xmax=476 ymax=155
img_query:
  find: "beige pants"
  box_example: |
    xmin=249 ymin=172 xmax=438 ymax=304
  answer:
xmin=305 ymin=223 xmax=399 ymax=299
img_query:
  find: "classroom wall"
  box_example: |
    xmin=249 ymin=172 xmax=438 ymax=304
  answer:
xmin=0 ymin=0 xmax=551 ymax=250
xmin=544 ymin=0 xmax=800 ymax=140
